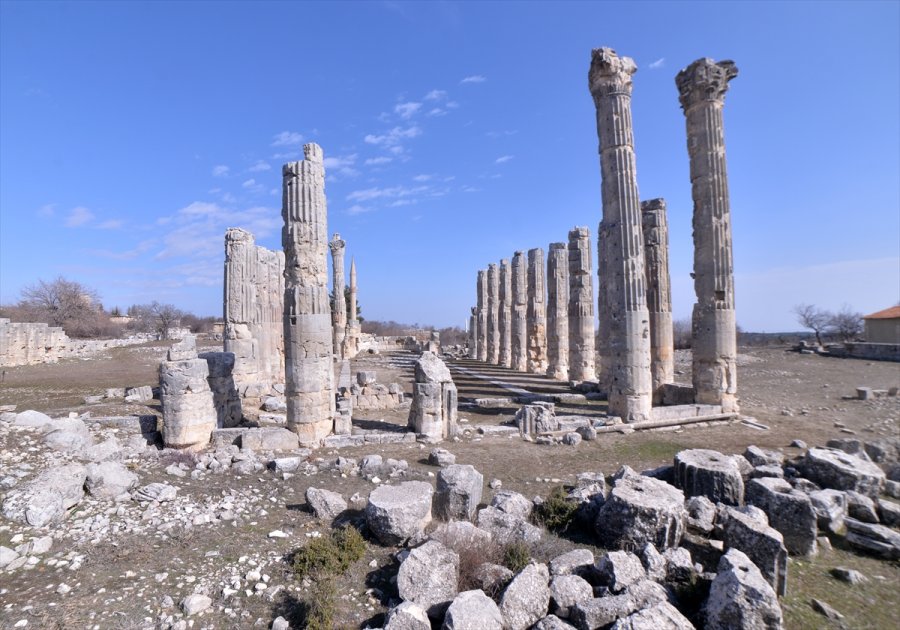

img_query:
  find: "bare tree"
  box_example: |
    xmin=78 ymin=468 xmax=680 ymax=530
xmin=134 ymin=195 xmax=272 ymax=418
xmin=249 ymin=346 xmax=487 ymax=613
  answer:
xmin=18 ymin=276 xmax=104 ymax=337
xmin=673 ymin=317 xmax=692 ymax=349
xmin=829 ymin=304 xmax=863 ymax=342
xmin=127 ymin=301 xmax=185 ymax=339
xmin=793 ymin=303 xmax=830 ymax=346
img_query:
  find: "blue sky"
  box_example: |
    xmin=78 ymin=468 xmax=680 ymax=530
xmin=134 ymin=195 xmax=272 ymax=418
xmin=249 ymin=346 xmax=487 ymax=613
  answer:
xmin=1 ymin=1 xmax=898 ymax=331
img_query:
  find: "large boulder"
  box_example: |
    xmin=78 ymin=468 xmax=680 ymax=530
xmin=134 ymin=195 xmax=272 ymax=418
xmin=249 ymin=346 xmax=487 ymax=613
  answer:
xmin=397 ymin=540 xmax=459 ymax=617
xmin=85 ymin=462 xmax=138 ymax=499
xmin=570 ymin=581 xmax=668 ymax=629
xmin=384 ymin=601 xmax=430 ymax=630
xmin=808 ymin=489 xmax=847 ymax=533
xmin=674 ymin=449 xmax=744 ymax=506
xmin=500 ymin=562 xmax=551 ymax=630
xmin=366 ymin=481 xmax=434 ymax=545
xmin=434 ymin=464 xmax=484 ymax=521
xmin=595 ymin=551 xmax=646 ymax=593
xmin=595 ymin=472 xmax=686 ymax=551
xmin=705 ymin=549 xmax=783 ymax=630
xmin=12 ymin=409 xmax=53 ymax=427
xmin=843 ymin=518 xmax=900 ymax=559
xmin=549 ymin=548 xmax=595 ymax=578
xmin=443 ymin=589 xmax=503 ymax=629
xmin=798 ymin=448 xmax=885 ymax=497
xmin=746 ymin=477 xmax=817 ymax=556
xmin=609 ymin=601 xmax=695 ymax=630
xmin=549 ymin=574 xmax=593 ymax=619
xmin=719 ymin=506 xmax=788 ymax=596
xmin=1 ymin=463 xmax=87 ymax=527
xmin=305 ymin=487 xmax=347 ymax=521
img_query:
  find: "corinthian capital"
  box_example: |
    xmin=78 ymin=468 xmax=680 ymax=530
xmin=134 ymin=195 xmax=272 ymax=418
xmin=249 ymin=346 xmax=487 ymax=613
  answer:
xmin=588 ymin=47 xmax=637 ymax=99
xmin=676 ymin=58 xmax=738 ymax=111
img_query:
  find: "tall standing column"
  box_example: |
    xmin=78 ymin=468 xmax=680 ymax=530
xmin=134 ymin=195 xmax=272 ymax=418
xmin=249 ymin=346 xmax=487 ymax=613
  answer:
xmin=499 ymin=259 xmax=512 ymax=368
xmin=282 ymin=143 xmax=335 ymax=444
xmin=346 ymin=258 xmax=360 ymax=358
xmin=224 ymin=228 xmax=260 ymax=394
xmin=589 ymin=47 xmax=653 ymax=422
xmin=468 ymin=307 xmax=478 ymax=358
xmin=487 ymin=263 xmax=500 ymax=364
xmin=676 ymin=58 xmax=739 ymax=413
xmin=546 ymin=242 xmax=569 ymax=381
xmin=476 ymin=270 xmax=488 ymax=362
xmin=641 ymin=199 xmax=674 ymax=403
xmin=568 ymin=226 xmax=597 ymax=382
xmin=526 ymin=248 xmax=548 ymax=374
xmin=510 ymin=252 xmax=528 ymax=371
xmin=329 ymin=233 xmax=347 ymax=359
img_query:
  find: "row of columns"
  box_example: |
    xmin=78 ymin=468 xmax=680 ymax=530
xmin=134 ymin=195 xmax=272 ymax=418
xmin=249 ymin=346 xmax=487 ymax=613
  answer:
xmin=469 ymin=49 xmax=739 ymax=421
xmin=329 ymin=233 xmax=361 ymax=360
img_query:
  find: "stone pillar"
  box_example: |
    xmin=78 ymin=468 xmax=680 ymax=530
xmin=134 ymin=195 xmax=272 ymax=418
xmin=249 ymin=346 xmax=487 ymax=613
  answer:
xmin=568 ymin=227 xmax=597 ymax=383
xmin=487 ymin=263 xmax=500 ymax=364
xmin=526 ymin=247 xmax=548 ymax=374
xmin=510 ymin=251 xmax=528 ymax=371
xmin=546 ymin=242 xmax=569 ymax=381
xmin=329 ymin=233 xmax=347 ymax=359
xmin=676 ymin=58 xmax=739 ymax=413
xmin=160 ymin=336 xmax=216 ymax=450
xmin=282 ymin=143 xmax=336 ymax=444
xmin=408 ymin=351 xmax=458 ymax=441
xmin=255 ymin=246 xmax=285 ymax=386
xmin=198 ymin=351 xmax=242 ymax=428
xmin=641 ymin=199 xmax=675 ymax=403
xmin=589 ymin=47 xmax=653 ymax=422
xmin=468 ymin=307 xmax=477 ymax=358
xmin=346 ymin=258 xmax=361 ymax=358
xmin=476 ymin=269 xmax=488 ymax=362
xmin=498 ymin=259 xmax=512 ymax=368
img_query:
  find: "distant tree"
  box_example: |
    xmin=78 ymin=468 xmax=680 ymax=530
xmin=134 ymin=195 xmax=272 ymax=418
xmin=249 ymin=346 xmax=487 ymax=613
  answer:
xmin=673 ymin=317 xmax=692 ymax=349
xmin=438 ymin=326 xmax=467 ymax=346
xmin=18 ymin=276 xmax=105 ymax=338
xmin=828 ymin=304 xmax=863 ymax=342
xmin=180 ymin=313 xmax=218 ymax=334
xmin=329 ymin=287 xmax=363 ymax=323
xmin=110 ymin=306 xmax=123 ymax=317
xmin=793 ymin=303 xmax=830 ymax=346
xmin=128 ymin=301 xmax=185 ymax=339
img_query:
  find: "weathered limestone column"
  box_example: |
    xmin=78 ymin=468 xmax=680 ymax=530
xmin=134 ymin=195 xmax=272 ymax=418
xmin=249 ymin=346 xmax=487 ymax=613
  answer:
xmin=345 ymin=258 xmax=361 ymax=358
xmin=329 ymin=233 xmax=347 ymax=359
xmin=468 ymin=307 xmax=477 ymax=358
xmin=476 ymin=269 xmax=489 ymax=362
xmin=676 ymin=58 xmax=739 ymax=413
xmin=641 ymin=199 xmax=675 ymax=403
xmin=224 ymin=228 xmax=261 ymax=395
xmin=510 ymin=252 xmax=528 ymax=371
xmin=282 ymin=143 xmax=336 ymax=444
xmin=487 ymin=263 xmax=500 ymax=364
xmin=498 ymin=259 xmax=512 ymax=368
xmin=546 ymin=242 xmax=569 ymax=381
xmin=568 ymin=227 xmax=597 ymax=382
xmin=526 ymin=248 xmax=548 ymax=374
xmin=160 ymin=336 xmax=216 ymax=450
xmin=255 ymin=246 xmax=285 ymax=385
xmin=589 ymin=47 xmax=653 ymax=422
xmin=408 ymin=351 xmax=458 ymax=441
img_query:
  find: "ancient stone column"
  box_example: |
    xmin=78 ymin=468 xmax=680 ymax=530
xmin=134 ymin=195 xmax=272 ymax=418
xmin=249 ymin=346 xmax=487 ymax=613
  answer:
xmin=676 ymin=58 xmax=739 ymax=413
xmin=589 ymin=47 xmax=653 ymax=422
xmin=546 ymin=242 xmax=569 ymax=381
xmin=641 ymin=199 xmax=675 ymax=403
xmin=498 ymin=259 xmax=512 ymax=368
xmin=329 ymin=233 xmax=347 ymax=359
xmin=408 ymin=351 xmax=458 ymax=440
xmin=345 ymin=257 xmax=361 ymax=358
xmin=568 ymin=227 xmax=597 ymax=383
xmin=487 ymin=263 xmax=500 ymax=364
xmin=255 ymin=246 xmax=285 ymax=386
xmin=526 ymin=248 xmax=548 ymax=374
xmin=160 ymin=336 xmax=217 ymax=450
xmin=282 ymin=143 xmax=336 ymax=444
xmin=510 ymin=251 xmax=528 ymax=371
xmin=476 ymin=269 xmax=488 ymax=362
xmin=468 ymin=307 xmax=477 ymax=358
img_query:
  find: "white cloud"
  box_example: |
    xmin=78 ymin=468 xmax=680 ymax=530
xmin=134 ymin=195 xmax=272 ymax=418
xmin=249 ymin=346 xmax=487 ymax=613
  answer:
xmin=394 ymin=102 xmax=422 ymax=119
xmin=65 ymin=206 xmax=94 ymax=227
xmin=97 ymin=219 xmax=124 ymax=229
xmin=155 ymin=202 xmax=281 ymax=260
xmin=84 ymin=238 xmax=157 ymax=261
xmin=347 ymin=184 xmax=430 ymax=203
xmin=347 ymin=204 xmax=372 ymax=216
xmin=242 ymin=179 xmax=257 ymax=188
xmin=364 ymin=126 xmax=422 ymax=147
xmin=412 ymin=174 xmax=432 ymax=182
xmin=427 ymin=108 xmax=448 ymax=117
xmin=648 ymin=57 xmax=665 ymax=69
xmin=424 ymin=89 xmax=447 ymax=101
xmin=487 ymin=129 xmax=518 ymax=138
xmin=462 ymin=186 xmax=481 ymax=193
xmin=37 ymin=203 xmax=56 ymax=217
xmin=365 ymin=156 xmax=393 ymax=166
xmin=212 ymin=165 xmax=230 ymax=177
xmin=495 ymin=155 xmax=514 ymax=164
xmin=271 ymin=131 xmax=304 ymax=147
xmin=248 ymin=160 xmax=271 ymax=172
xmin=461 ymin=75 xmax=486 ymax=84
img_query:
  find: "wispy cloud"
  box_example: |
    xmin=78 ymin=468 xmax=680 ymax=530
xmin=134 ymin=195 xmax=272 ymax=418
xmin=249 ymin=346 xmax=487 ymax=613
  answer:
xmin=346 ymin=204 xmax=372 ymax=216
xmin=424 ymin=89 xmax=447 ymax=101
xmin=248 ymin=160 xmax=271 ymax=172
xmin=394 ymin=101 xmax=422 ymax=119
xmin=212 ymin=165 xmax=230 ymax=177
xmin=242 ymin=178 xmax=257 ymax=188
xmin=347 ymin=184 xmax=429 ymax=203
xmin=65 ymin=206 xmax=94 ymax=227
xmin=97 ymin=219 xmax=124 ymax=230
xmin=365 ymin=156 xmax=393 ymax=166
xmin=412 ymin=174 xmax=432 ymax=182
xmin=461 ymin=75 xmax=486 ymax=84
xmin=648 ymin=57 xmax=665 ymax=70
xmin=155 ymin=202 xmax=281 ymax=260
xmin=364 ymin=125 xmax=422 ymax=147
xmin=37 ymin=203 xmax=56 ymax=218
xmin=272 ymin=151 xmax=299 ymax=160
xmin=495 ymin=155 xmax=514 ymax=164
xmin=462 ymin=186 xmax=481 ymax=193
xmin=487 ymin=129 xmax=518 ymax=138
xmin=271 ymin=131 xmax=304 ymax=147
xmin=84 ymin=238 xmax=157 ymax=261
xmin=324 ymin=153 xmax=360 ymax=179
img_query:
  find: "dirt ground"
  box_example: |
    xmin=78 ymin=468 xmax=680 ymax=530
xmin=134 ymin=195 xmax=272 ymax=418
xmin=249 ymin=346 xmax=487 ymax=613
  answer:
xmin=0 ymin=342 xmax=898 ymax=629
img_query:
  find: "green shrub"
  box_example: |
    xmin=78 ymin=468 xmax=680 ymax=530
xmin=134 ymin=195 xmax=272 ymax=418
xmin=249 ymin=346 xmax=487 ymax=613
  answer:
xmin=503 ymin=541 xmax=532 ymax=573
xmin=292 ymin=526 xmax=367 ymax=579
xmin=305 ymin=576 xmax=337 ymax=630
xmin=534 ymin=486 xmax=579 ymax=533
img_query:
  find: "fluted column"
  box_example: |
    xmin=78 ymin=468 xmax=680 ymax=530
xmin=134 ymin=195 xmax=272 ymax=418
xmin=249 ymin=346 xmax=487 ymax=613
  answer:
xmin=546 ymin=242 xmax=569 ymax=381
xmin=526 ymin=247 xmax=548 ymax=374
xmin=476 ymin=269 xmax=488 ymax=361
xmin=224 ymin=228 xmax=260 ymax=393
xmin=282 ymin=143 xmax=335 ymax=444
xmin=676 ymin=58 xmax=739 ymax=412
xmin=568 ymin=226 xmax=597 ymax=382
xmin=329 ymin=233 xmax=347 ymax=359
xmin=589 ymin=47 xmax=652 ymax=422
xmin=510 ymin=252 xmax=528 ymax=371
xmin=346 ymin=258 xmax=360 ymax=358
xmin=487 ymin=263 xmax=501 ymax=363
xmin=641 ymin=199 xmax=674 ymax=403
xmin=498 ymin=259 xmax=512 ymax=368
xmin=468 ymin=307 xmax=477 ymax=358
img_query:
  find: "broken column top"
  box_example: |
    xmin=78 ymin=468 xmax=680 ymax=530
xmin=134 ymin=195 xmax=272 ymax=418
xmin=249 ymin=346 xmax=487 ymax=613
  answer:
xmin=589 ymin=47 xmax=637 ymax=94
xmin=225 ymin=227 xmax=254 ymax=243
xmin=304 ymin=142 xmax=323 ymax=162
xmin=676 ymin=58 xmax=739 ymax=110
xmin=568 ymin=226 xmax=590 ymax=239
xmin=167 ymin=335 xmax=197 ymax=361
xmin=549 ymin=242 xmax=566 ymax=251
xmin=330 ymin=233 xmax=345 ymax=250
xmin=415 ymin=351 xmax=452 ymax=383
xmin=641 ymin=198 xmax=666 ymax=212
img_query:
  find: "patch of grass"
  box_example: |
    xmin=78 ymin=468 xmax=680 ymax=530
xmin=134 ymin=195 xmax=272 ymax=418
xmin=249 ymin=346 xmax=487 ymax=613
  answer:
xmin=534 ymin=486 xmax=579 ymax=533
xmin=503 ymin=541 xmax=531 ymax=573
xmin=292 ymin=526 xmax=367 ymax=579
xmin=305 ymin=577 xmax=337 ymax=630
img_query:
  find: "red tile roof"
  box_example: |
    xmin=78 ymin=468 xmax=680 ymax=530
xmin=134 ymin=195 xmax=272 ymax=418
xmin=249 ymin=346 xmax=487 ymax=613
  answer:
xmin=864 ymin=306 xmax=900 ymax=320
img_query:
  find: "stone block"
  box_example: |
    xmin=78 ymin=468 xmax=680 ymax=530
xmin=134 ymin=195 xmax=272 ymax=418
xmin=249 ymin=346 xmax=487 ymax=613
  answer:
xmin=673 ymin=448 xmax=744 ymax=506
xmin=746 ymin=477 xmax=817 ymax=556
xmin=434 ymin=464 xmax=484 ymax=522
